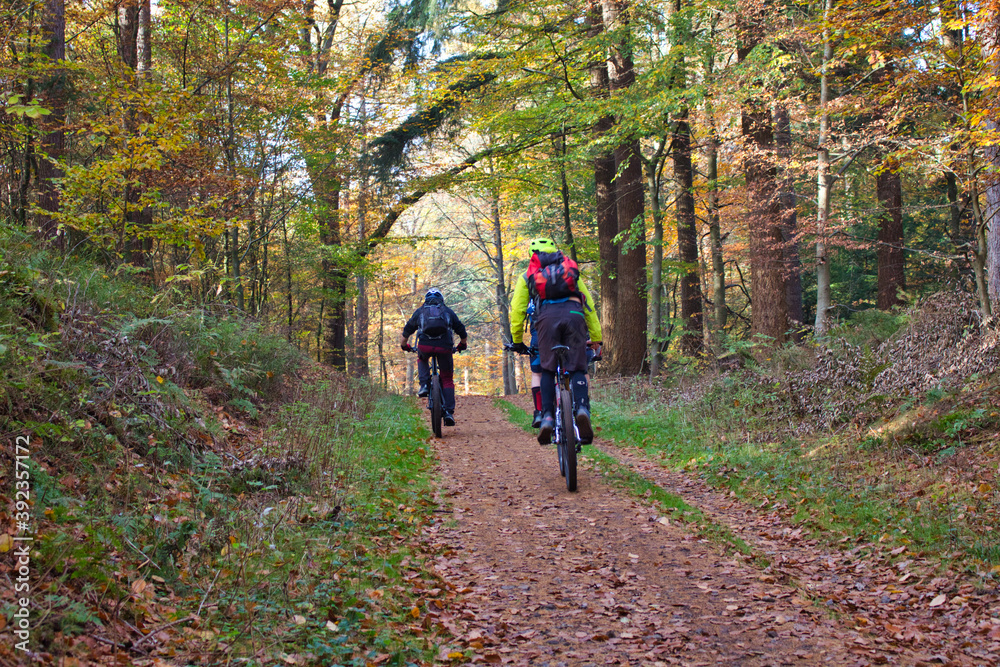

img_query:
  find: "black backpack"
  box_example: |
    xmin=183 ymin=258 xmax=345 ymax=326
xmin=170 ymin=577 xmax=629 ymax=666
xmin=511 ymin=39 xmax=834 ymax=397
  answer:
xmin=419 ymin=304 xmax=451 ymax=338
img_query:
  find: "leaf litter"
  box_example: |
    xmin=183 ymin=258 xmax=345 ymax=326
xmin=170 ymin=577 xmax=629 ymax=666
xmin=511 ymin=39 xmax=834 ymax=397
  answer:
xmin=418 ymin=396 xmax=999 ymax=666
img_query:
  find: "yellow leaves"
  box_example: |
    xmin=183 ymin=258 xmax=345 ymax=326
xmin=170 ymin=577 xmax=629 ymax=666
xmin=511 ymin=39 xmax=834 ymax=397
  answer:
xmin=0 ymin=534 xmax=13 ymax=553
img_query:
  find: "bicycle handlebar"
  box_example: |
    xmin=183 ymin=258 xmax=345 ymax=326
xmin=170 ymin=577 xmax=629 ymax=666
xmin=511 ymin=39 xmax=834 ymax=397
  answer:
xmin=503 ymin=342 xmax=602 ymax=362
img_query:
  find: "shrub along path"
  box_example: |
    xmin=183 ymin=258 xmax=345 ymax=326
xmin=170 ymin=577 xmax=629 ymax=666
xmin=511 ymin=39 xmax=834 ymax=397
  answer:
xmin=418 ymin=395 xmax=968 ymax=666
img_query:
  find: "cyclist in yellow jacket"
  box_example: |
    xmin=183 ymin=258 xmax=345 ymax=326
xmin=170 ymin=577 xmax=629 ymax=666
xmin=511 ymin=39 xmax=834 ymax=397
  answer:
xmin=509 ymin=238 xmax=602 ymax=445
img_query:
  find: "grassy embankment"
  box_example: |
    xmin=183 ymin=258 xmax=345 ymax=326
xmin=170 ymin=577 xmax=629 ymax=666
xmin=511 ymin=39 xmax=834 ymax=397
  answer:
xmin=0 ymin=226 xmax=445 ymax=666
xmin=593 ymin=305 xmax=1000 ymax=577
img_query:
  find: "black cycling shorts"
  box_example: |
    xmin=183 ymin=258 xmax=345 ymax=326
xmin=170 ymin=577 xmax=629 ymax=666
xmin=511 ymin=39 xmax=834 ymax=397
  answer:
xmin=535 ymin=299 xmax=589 ymax=373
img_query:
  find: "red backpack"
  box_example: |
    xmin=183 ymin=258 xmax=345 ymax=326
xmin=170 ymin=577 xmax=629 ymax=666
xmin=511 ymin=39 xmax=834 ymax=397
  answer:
xmin=525 ymin=251 xmax=581 ymax=302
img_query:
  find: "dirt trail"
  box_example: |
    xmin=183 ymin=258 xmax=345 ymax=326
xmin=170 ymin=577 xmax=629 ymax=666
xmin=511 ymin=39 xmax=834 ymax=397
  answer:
xmin=418 ymin=395 xmax=954 ymax=667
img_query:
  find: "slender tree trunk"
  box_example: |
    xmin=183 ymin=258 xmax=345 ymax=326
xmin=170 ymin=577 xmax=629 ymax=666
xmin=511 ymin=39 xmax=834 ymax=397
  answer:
xmin=674 ymin=109 xmax=702 ymax=355
xmin=557 ymin=131 xmax=576 ymax=263
xmin=647 ymin=158 xmax=663 ymax=376
xmin=489 ymin=185 xmax=516 ymax=395
xmin=588 ymin=0 xmax=618 ymax=358
xmin=320 ymin=185 xmax=347 ymax=369
xmin=35 ymin=0 xmax=66 ymax=248
xmin=985 ymin=9 xmax=1000 ymax=312
xmin=971 ymin=179 xmax=993 ymax=317
xmin=986 ymin=137 xmax=1000 ymax=311
xmin=283 ymin=215 xmax=294 ymax=341
xmin=876 ymin=161 xmax=905 ymax=309
xmin=814 ymin=0 xmax=835 ymax=336
xmin=604 ymin=0 xmax=648 ymax=374
xmin=117 ymin=0 xmax=146 ymax=268
xmin=707 ymin=127 xmax=726 ymax=334
xmin=775 ymin=105 xmax=803 ymax=333
xmin=703 ymin=37 xmax=726 ymax=338
xmin=351 ymin=101 xmax=371 ymax=377
xmin=224 ymin=7 xmax=244 ymax=309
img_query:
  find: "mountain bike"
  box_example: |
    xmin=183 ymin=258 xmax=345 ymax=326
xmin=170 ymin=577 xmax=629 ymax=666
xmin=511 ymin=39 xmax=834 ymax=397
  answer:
xmin=406 ymin=347 xmax=452 ymax=438
xmin=505 ymin=342 xmax=581 ymax=492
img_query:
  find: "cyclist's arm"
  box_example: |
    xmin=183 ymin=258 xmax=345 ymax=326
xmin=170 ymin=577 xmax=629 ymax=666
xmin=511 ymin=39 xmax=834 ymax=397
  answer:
xmin=448 ymin=308 xmax=468 ymax=340
xmin=508 ymin=275 xmax=531 ymax=344
xmin=578 ymin=279 xmax=602 ymax=343
xmin=401 ymin=309 xmax=420 ymax=339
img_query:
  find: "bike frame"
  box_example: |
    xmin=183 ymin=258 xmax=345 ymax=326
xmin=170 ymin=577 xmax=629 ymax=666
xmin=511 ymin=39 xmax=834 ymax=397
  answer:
xmin=551 ymin=345 xmax=578 ymax=492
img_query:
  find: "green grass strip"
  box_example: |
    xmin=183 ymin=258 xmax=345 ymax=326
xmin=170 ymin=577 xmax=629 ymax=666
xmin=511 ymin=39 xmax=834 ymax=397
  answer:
xmin=583 ymin=447 xmax=755 ymax=559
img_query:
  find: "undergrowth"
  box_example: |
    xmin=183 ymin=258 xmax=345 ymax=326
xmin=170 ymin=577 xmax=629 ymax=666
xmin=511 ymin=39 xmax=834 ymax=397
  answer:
xmin=592 ymin=296 xmax=1000 ymax=579
xmin=0 ymin=226 xmax=445 ymax=665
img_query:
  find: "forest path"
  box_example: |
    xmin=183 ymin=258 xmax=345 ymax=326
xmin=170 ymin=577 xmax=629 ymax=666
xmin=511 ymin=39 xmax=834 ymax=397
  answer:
xmin=416 ymin=395 xmax=945 ymax=666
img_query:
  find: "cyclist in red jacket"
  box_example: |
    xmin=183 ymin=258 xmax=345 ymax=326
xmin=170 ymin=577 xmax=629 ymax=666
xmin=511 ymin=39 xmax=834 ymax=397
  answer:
xmin=509 ymin=239 xmax=602 ymax=445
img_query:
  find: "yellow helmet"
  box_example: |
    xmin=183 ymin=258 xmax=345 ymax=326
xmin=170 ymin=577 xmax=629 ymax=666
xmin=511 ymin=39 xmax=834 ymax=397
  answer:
xmin=529 ymin=238 xmax=557 ymax=253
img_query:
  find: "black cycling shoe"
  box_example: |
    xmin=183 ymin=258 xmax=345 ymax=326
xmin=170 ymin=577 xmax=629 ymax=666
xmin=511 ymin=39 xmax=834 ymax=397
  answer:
xmin=531 ymin=409 xmax=542 ymax=429
xmin=417 ymin=384 xmax=429 ymax=398
xmin=443 ymin=413 xmax=456 ymax=426
xmin=537 ymin=414 xmax=554 ymax=445
xmin=575 ymin=406 xmax=593 ymax=444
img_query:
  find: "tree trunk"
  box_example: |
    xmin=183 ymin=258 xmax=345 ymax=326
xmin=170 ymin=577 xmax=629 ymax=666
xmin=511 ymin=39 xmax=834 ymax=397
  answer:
xmin=876 ymin=161 xmax=905 ymax=309
xmin=738 ymin=2 xmax=787 ymax=343
xmin=674 ymin=109 xmax=702 ymax=355
xmin=646 ymin=157 xmax=664 ymax=376
xmin=588 ymin=0 xmax=618 ymax=366
xmin=971 ymin=179 xmax=993 ymax=318
xmin=703 ymin=34 xmax=726 ymax=338
xmin=115 ymin=0 xmax=154 ymax=272
xmin=706 ymin=127 xmax=726 ymax=334
xmin=604 ymin=0 xmax=648 ymax=375
xmin=490 ymin=187 xmax=516 ymax=395
xmin=986 ymin=138 xmax=1000 ymax=311
xmin=557 ymin=132 xmax=576 ymax=263
xmin=320 ymin=187 xmax=347 ymax=370
xmin=814 ymin=0 xmax=835 ymax=336
xmin=775 ymin=105 xmax=803 ymax=333
xmin=35 ymin=0 xmax=66 ymax=248
xmin=354 ymin=174 xmax=371 ymax=377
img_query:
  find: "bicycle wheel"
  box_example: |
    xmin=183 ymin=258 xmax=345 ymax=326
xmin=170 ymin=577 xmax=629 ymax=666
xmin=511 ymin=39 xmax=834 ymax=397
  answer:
xmin=555 ymin=405 xmax=566 ymax=477
xmin=431 ymin=375 xmax=443 ymax=438
xmin=559 ymin=387 xmax=577 ymax=492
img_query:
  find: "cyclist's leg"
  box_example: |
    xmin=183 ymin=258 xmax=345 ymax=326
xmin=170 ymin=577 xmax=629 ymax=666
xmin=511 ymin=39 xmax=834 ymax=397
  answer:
xmin=536 ymin=369 xmax=556 ymax=444
xmin=529 ymin=328 xmax=543 ymax=427
xmin=535 ymin=306 xmax=566 ymax=445
xmin=416 ymin=348 xmax=431 ymax=397
xmin=438 ymin=352 xmax=457 ymax=424
xmin=532 ymin=303 xmax=562 ymax=419
xmin=562 ymin=306 xmax=593 ymax=443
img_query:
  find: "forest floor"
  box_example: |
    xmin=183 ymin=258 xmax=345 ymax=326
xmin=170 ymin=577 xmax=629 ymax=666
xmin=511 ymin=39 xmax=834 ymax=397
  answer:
xmin=417 ymin=395 xmax=997 ymax=667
